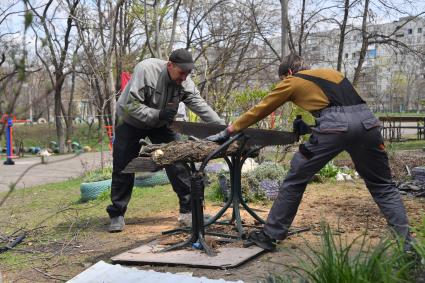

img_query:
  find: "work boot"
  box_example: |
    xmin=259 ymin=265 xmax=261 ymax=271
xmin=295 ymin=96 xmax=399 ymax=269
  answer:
xmin=178 ymin=213 xmax=212 ymax=226
xmin=108 ymin=216 xmax=125 ymax=233
xmin=248 ymin=230 xmax=277 ymax=251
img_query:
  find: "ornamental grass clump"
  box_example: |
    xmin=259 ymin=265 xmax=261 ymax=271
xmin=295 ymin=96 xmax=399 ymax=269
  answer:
xmin=263 ymin=223 xmax=417 ymax=283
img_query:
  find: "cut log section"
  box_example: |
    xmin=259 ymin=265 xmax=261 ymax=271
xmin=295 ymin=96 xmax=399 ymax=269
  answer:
xmin=123 ymin=140 xmax=240 ymax=173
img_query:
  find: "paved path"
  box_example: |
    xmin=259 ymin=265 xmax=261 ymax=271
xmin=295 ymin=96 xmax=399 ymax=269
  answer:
xmin=0 ymin=152 xmax=112 ymax=192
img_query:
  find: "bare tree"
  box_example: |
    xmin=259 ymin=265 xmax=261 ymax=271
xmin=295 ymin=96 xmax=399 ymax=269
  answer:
xmin=280 ymin=0 xmax=289 ymax=58
xmin=352 ymin=0 xmax=370 ymax=85
xmin=74 ymin=0 xmax=125 ymax=136
xmin=336 ymin=0 xmax=356 ymax=71
xmin=352 ymin=0 xmax=425 ymax=85
xmin=286 ymin=0 xmax=339 ymax=59
xmin=0 ymin=1 xmax=35 ymax=137
xmin=29 ymin=0 xmax=80 ymax=153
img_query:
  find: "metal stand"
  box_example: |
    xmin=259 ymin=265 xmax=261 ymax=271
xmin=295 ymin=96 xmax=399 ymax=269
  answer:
xmin=158 ymin=134 xmax=242 ymax=255
xmin=202 ymin=134 xmax=265 ymax=237
xmin=160 ymin=133 xmax=269 ymax=255
xmin=160 ymin=131 xmax=313 ymax=257
xmin=160 ymin=171 xmax=216 ymax=256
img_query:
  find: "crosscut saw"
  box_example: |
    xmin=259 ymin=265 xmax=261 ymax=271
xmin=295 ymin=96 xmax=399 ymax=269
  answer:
xmin=169 ymin=121 xmax=298 ymax=147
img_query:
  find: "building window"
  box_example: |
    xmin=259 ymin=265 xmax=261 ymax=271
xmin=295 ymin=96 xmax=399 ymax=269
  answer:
xmin=352 ymin=52 xmax=356 ymax=59
xmin=367 ymin=49 xmax=376 ymax=58
xmin=345 ymin=53 xmax=348 ymax=58
xmin=396 ymin=33 xmax=404 ymax=38
xmin=418 ymin=28 xmax=422 ymax=33
xmin=408 ymin=29 xmax=412 ymax=34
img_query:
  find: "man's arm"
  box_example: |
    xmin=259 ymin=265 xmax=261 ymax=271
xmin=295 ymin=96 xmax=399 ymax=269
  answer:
xmin=231 ymin=79 xmax=293 ymax=132
xmin=206 ymin=79 xmax=294 ymax=143
xmin=181 ymin=78 xmax=225 ymax=125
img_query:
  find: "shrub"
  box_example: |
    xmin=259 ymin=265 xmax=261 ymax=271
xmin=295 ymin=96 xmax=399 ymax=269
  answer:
xmin=242 ymin=162 xmax=287 ymax=202
xmin=318 ymin=161 xmax=339 ymax=179
xmin=259 ymin=179 xmax=280 ymax=200
xmin=206 ymin=181 xmax=225 ymax=202
xmin=266 ymin=223 xmax=416 ymax=283
xmin=83 ymin=167 xmax=112 ymax=182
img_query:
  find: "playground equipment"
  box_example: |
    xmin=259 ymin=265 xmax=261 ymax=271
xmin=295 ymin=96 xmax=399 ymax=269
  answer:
xmin=104 ymin=125 xmax=113 ymax=152
xmin=1 ymin=114 xmax=29 ymax=165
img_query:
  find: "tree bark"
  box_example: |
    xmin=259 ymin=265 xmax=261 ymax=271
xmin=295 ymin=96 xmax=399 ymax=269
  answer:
xmin=280 ymin=0 xmax=289 ymax=58
xmin=337 ymin=0 xmax=350 ymax=72
xmin=298 ymin=0 xmax=306 ymax=56
xmin=123 ymin=140 xmax=241 ymax=173
xmin=352 ymin=0 xmax=369 ymax=86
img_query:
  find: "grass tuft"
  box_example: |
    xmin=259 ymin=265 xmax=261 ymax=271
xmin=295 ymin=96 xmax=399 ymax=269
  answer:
xmin=264 ymin=222 xmax=423 ymax=283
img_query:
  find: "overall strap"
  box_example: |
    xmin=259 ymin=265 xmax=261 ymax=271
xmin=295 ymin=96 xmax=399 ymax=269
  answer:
xmin=293 ymin=73 xmax=365 ymax=107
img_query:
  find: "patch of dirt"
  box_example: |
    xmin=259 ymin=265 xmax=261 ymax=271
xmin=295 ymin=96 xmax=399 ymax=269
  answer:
xmin=334 ymin=149 xmax=425 ymax=180
xmin=4 ymin=180 xmax=425 ymax=283
xmin=2 ymin=150 xmax=425 ymax=283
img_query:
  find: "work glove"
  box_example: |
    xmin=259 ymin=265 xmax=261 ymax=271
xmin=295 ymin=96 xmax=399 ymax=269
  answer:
xmin=293 ymin=116 xmax=312 ymax=136
xmin=159 ymin=108 xmax=177 ymax=122
xmin=206 ymin=128 xmax=231 ymax=144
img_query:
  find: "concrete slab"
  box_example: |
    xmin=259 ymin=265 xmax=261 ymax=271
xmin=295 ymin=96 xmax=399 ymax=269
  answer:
xmin=111 ymin=241 xmax=264 ymax=269
xmin=0 ymin=152 xmax=112 ymax=192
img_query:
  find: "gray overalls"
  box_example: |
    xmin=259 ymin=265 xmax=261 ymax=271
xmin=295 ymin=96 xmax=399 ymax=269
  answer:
xmin=263 ymin=74 xmax=411 ymax=243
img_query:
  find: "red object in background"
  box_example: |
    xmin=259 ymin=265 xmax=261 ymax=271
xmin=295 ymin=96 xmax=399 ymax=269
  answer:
xmin=104 ymin=125 xmax=114 ymax=152
xmin=1 ymin=114 xmax=29 ymax=160
xmin=120 ymin=72 xmax=132 ymax=93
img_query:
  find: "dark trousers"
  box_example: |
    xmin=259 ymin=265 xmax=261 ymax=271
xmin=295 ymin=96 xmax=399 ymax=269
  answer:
xmin=106 ymin=122 xmax=191 ymax=218
xmin=264 ymin=104 xmax=411 ymax=242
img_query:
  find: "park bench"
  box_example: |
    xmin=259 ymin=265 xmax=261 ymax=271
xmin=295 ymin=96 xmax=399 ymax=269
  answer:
xmin=378 ymin=116 xmax=425 ymax=141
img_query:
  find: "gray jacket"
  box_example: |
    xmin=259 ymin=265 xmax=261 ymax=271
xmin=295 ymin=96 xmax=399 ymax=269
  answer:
xmin=116 ymin=58 xmax=225 ymax=129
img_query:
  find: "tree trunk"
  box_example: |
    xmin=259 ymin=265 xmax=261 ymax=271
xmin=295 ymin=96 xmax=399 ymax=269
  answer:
xmin=168 ymin=0 xmax=181 ymax=54
xmin=352 ymin=0 xmax=369 ymax=86
xmin=280 ymin=0 xmax=289 ymax=58
xmin=298 ymin=0 xmax=306 ymax=56
xmin=54 ymin=76 xmax=65 ymax=153
xmin=337 ymin=0 xmax=350 ymax=72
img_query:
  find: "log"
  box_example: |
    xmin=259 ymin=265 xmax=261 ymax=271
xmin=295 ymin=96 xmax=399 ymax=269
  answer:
xmin=122 ymin=140 xmax=240 ymax=173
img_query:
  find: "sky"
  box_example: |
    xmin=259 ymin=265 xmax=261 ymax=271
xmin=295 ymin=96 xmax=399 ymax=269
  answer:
xmin=1 ymin=0 xmax=424 ymax=56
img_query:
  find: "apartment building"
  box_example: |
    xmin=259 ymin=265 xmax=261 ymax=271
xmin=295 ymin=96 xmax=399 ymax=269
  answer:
xmin=303 ymin=16 xmax=425 ymax=112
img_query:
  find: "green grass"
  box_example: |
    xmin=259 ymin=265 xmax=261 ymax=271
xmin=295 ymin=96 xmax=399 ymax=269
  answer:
xmin=1 ymin=178 xmax=177 ymax=225
xmin=386 ymin=140 xmax=425 ymax=151
xmin=1 ymin=123 xmax=110 ymax=152
xmin=0 ymin=177 xmax=178 ymax=273
xmin=264 ymin=222 xmax=425 ymax=283
xmin=375 ymin=112 xmax=425 ymax=117
xmin=205 ymin=180 xmax=225 ymax=202
xmin=2 ymin=171 xmax=424 ymax=280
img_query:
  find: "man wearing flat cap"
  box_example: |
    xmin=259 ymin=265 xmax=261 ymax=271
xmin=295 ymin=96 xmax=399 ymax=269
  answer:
xmin=107 ymin=49 xmax=225 ymax=232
